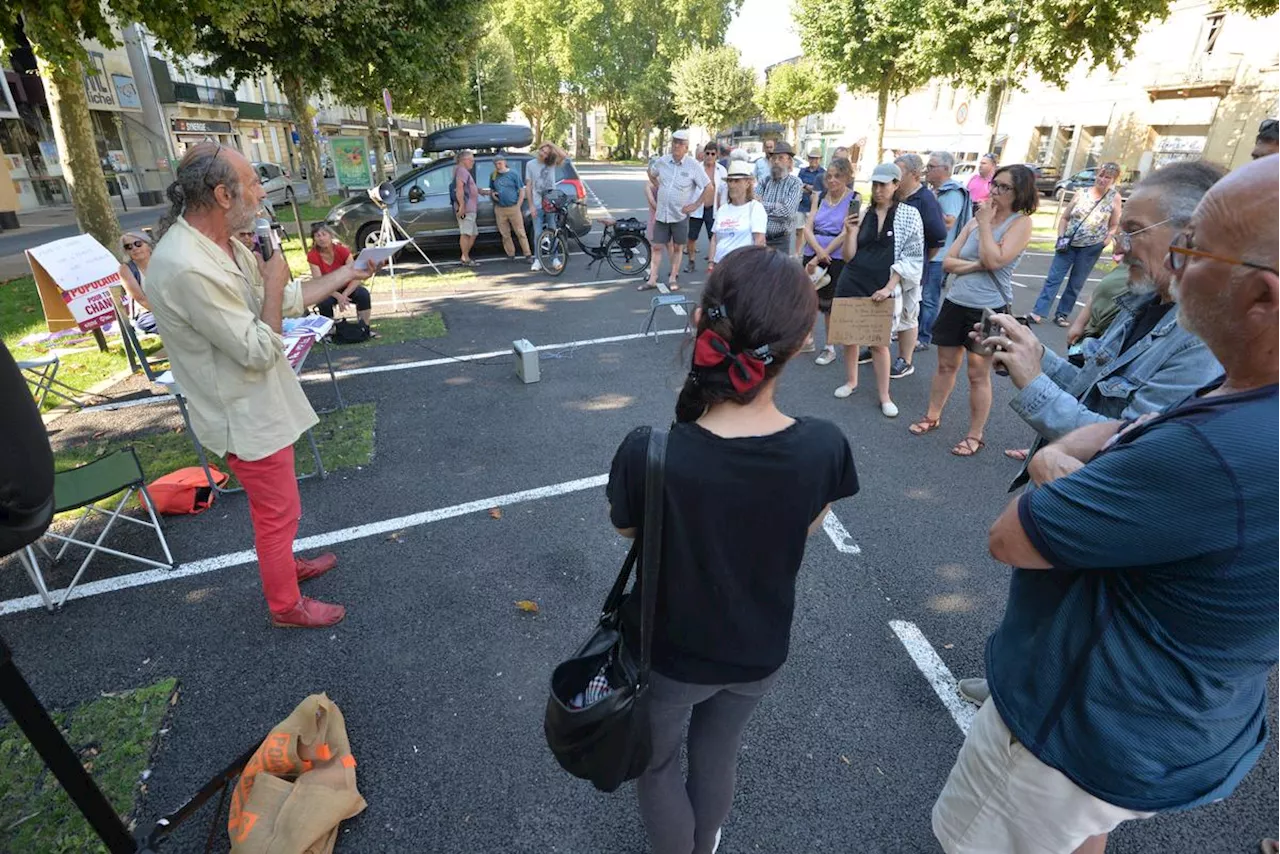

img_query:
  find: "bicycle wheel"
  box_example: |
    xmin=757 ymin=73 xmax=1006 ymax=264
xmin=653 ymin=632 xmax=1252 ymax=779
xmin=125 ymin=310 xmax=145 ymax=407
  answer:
xmin=604 ymin=233 xmax=651 ymax=277
xmin=537 ymin=229 xmax=569 ymax=276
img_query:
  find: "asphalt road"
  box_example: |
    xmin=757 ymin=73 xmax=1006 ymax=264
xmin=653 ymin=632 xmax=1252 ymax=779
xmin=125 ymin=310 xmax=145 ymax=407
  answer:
xmin=0 ymin=165 xmax=1274 ymax=854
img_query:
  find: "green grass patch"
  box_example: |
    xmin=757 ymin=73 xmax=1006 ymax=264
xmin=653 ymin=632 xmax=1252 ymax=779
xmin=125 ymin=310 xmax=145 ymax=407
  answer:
xmin=0 ymin=677 xmax=178 ymax=853
xmin=55 ymin=403 xmax=378 ymax=500
xmin=2 ymin=276 xmax=162 ymax=411
xmin=274 ymin=201 xmax=335 ymax=227
xmin=362 ymin=311 xmax=446 ymax=346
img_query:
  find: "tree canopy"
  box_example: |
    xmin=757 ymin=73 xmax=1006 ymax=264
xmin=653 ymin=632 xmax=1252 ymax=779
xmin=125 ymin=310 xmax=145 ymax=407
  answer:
xmin=670 ymin=45 xmax=757 ymax=135
xmin=756 ymin=59 xmax=838 ymax=146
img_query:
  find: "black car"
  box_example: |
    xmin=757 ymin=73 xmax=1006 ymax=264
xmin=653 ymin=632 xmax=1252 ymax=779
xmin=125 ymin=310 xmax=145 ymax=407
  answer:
xmin=324 ymin=123 xmax=590 ymax=251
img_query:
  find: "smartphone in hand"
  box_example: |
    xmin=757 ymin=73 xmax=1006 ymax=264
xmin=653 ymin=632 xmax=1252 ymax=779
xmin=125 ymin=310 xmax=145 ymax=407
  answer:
xmin=973 ymin=308 xmax=999 ymax=357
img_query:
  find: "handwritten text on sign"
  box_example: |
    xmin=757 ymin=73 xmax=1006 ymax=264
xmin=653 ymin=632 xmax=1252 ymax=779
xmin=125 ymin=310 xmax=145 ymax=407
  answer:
xmin=827 ymin=297 xmax=893 ymax=347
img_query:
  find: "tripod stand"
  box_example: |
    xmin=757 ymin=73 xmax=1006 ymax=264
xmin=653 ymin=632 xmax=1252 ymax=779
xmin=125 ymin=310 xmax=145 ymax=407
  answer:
xmin=373 ymin=203 xmax=438 ymax=312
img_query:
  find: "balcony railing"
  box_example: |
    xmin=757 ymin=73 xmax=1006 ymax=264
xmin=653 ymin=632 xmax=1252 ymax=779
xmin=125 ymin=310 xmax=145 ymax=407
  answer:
xmin=264 ymin=102 xmax=292 ymax=121
xmin=171 ymin=82 xmax=238 ymax=108
xmin=237 ymin=101 xmax=266 ymax=121
xmin=1146 ymin=55 xmax=1241 ymax=99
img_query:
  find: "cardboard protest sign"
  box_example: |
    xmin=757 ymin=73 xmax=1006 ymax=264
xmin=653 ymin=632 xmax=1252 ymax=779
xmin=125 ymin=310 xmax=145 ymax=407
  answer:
xmin=827 ymin=297 xmax=893 ymax=347
xmin=26 ymin=234 xmax=122 ymax=333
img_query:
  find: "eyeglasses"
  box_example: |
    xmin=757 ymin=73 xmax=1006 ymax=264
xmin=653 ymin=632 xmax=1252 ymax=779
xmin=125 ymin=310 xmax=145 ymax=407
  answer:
xmin=989 ymin=181 xmax=1015 ymax=194
xmin=122 ymin=240 xmax=145 ymax=250
xmin=925 ymin=162 xmax=945 ymax=170
xmin=1113 ymin=218 xmax=1170 ymax=253
xmin=1166 ymin=230 xmax=1279 ymax=274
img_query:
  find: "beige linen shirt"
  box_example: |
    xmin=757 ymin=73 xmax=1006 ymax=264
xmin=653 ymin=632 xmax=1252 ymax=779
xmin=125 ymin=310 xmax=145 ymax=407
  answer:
xmin=145 ymin=216 xmax=316 ymax=461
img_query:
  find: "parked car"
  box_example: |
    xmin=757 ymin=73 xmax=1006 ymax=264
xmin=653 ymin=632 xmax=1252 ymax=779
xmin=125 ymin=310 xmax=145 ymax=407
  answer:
xmin=324 ymin=123 xmax=591 ymax=252
xmin=369 ymin=150 xmax=397 ymax=177
xmin=252 ymin=161 xmax=295 ymax=205
xmin=300 ymin=156 xmax=335 ymax=180
xmin=952 ymin=160 xmax=979 ymax=180
xmin=1054 ymin=167 xmax=1140 ymax=199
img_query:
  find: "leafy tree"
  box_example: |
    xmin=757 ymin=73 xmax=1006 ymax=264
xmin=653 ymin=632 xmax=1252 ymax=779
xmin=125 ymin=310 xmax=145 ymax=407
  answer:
xmin=495 ymin=0 xmax=571 ymax=144
xmin=756 ymin=59 xmax=837 ymax=146
xmin=432 ymin=31 xmax=517 ymax=125
xmin=143 ymin=0 xmax=479 ymax=206
xmin=794 ymin=0 xmax=938 ymax=160
xmin=670 ymin=45 xmax=757 ymax=136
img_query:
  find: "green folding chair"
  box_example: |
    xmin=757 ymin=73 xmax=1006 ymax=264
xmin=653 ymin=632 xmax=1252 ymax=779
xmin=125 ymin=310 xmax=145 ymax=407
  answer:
xmin=24 ymin=448 xmax=174 ymax=611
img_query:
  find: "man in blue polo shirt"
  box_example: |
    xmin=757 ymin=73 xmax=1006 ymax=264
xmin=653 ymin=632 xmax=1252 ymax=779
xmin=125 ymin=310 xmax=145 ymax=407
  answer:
xmin=932 ymin=155 xmax=1279 ymax=854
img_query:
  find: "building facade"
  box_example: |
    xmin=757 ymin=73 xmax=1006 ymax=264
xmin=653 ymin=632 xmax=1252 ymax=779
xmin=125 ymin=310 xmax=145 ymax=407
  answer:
xmin=786 ymin=0 xmax=1277 ymax=180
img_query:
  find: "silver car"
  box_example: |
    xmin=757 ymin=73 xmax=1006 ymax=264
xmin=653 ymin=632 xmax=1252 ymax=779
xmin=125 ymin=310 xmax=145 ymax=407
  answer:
xmin=252 ymin=161 xmax=296 ymax=206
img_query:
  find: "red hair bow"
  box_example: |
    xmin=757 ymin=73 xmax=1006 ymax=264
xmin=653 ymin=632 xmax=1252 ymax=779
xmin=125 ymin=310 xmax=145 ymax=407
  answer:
xmin=693 ymin=329 xmax=768 ymax=393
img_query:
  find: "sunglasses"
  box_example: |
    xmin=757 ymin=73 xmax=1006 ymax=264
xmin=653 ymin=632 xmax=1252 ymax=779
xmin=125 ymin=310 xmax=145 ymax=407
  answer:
xmin=1166 ymin=231 xmax=1279 ymax=275
xmin=1113 ymin=219 xmax=1170 ymax=253
xmin=122 ymin=240 xmax=146 ymax=250
xmin=201 ymin=142 xmax=224 ymax=190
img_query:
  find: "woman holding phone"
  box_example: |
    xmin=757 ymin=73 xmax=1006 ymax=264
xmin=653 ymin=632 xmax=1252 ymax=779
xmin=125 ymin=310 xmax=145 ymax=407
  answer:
xmin=908 ymin=164 xmax=1036 ymax=456
xmin=802 ymin=157 xmax=859 ymax=366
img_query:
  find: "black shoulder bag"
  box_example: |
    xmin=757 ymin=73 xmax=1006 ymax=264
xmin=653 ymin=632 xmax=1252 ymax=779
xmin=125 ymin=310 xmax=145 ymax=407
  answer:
xmin=544 ymin=427 xmax=666 ymax=793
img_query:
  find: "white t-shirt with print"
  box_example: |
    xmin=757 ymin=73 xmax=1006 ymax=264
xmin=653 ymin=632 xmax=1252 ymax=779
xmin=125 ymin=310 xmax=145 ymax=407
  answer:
xmin=711 ymin=200 xmax=767 ymax=262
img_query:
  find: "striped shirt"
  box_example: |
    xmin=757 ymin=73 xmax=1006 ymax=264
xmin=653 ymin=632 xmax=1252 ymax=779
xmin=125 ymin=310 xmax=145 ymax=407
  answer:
xmin=991 ymin=382 xmax=1279 ymax=811
xmin=755 ymin=174 xmax=803 ymax=239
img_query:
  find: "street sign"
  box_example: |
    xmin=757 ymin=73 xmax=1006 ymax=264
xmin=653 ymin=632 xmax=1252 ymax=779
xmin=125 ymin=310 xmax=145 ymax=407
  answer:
xmin=382 ymin=88 xmax=393 ymax=118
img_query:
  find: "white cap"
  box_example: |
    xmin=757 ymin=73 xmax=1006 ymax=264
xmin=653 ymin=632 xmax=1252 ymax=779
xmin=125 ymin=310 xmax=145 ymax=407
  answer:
xmin=672 ymin=130 xmax=690 ymax=141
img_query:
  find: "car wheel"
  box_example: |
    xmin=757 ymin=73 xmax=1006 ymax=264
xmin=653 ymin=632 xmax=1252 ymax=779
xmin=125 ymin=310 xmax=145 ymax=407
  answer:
xmin=356 ymin=222 xmax=384 ymax=251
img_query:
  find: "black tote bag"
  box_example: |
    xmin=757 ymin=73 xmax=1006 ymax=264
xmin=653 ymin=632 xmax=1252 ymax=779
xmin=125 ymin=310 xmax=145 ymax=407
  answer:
xmin=544 ymin=427 xmax=666 ymax=793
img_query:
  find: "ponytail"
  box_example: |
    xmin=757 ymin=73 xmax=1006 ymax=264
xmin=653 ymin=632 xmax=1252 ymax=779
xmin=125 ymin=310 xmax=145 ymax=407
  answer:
xmin=153 ymin=181 xmax=185 ymax=243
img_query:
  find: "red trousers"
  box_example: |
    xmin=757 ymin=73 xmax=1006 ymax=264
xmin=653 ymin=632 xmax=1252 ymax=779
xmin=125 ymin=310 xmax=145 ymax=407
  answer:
xmin=226 ymin=447 xmax=302 ymax=614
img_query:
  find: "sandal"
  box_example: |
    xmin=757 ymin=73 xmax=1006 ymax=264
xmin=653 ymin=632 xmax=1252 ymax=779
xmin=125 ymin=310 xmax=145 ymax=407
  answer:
xmin=1003 ymin=448 xmax=1029 ymax=461
xmin=908 ymin=417 xmax=942 ymax=436
xmin=667 ymin=280 xmax=680 ymax=292
xmin=637 ymin=282 xmax=657 ymax=291
xmin=1025 ymin=314 xmax=1042 ymax=325
xmin=1054 ymin=315 xmax=1071 ymax=327
xmin=951 ymin=436 xmax=986 ymax=457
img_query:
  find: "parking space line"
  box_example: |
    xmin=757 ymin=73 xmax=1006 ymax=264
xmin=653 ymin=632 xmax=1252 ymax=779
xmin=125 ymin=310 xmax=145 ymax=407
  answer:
xmin=889 ymin=619 xmax=976 ymax=735
xmin=822 ymin=511 xmax=861 ymax=555
xmin=0 ymin=473 xmax=611 ymax=617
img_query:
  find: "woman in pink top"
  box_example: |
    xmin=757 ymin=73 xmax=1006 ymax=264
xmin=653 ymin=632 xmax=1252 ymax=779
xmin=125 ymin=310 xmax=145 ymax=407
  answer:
xmin=967 ymin=154 xmax=997 ymax=212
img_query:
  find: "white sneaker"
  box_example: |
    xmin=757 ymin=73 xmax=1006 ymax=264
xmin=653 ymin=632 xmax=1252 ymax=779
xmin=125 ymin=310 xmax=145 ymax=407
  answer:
xmin=815 ymin=346 xmax=836 ymax=366
xmin=530 ymin=258 xmax=542 ymax=272
xmin=834 ymin=384 xmax=856 ymax=398
xmin=712 ymin=829 xmax=722 ymax=853
xmin=881 ymin=401 xmax=900 ymax=418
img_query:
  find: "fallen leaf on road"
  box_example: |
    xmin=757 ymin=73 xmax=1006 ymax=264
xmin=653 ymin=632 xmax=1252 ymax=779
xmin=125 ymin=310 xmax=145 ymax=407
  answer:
xmin=386 ymin=530 xmax=406 ymax=543
xmin=515 ymin=600 xmax=539 ymax=613
xmin=839 ymin=755 xmax=850 ymax=765
xmin=943 ymin=643 xmax=954 ymax=649
xmin=875 ymin=765 xmax=885 ymax=776
xmin=488 ymin=507 xmax=503 ymax=519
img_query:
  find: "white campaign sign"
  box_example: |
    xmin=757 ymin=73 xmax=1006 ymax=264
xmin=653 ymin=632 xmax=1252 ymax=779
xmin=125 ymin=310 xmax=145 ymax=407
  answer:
xmin=26 ymin=234 xmax=122 ymax=332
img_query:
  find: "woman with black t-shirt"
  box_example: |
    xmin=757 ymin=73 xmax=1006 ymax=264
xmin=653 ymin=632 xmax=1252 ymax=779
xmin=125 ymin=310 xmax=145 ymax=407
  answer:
xmin=606 ymin=246 xmax=859 ymax=854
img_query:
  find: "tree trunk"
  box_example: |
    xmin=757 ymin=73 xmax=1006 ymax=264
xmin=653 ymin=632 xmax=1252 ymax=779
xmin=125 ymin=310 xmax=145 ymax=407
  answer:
xmin=614 ymin=115 xmax=632 ymax=160
xmin=281 ymin=73 xmax=329 ymax=205
xmin=576 ymin=108 xmax=589 ymax=160
xmin=875 ymin=74 xmax=892 ymax=164
xmin=37 ymin=53 xmax=119 ymax=250
xmin=366 ymin=102 xmax=385 ymax=187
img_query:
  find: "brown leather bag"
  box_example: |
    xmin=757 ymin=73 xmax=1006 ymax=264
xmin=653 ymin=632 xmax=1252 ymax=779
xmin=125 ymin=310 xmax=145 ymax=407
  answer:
xmin=228 ymin=694 xmax=367 ymax=854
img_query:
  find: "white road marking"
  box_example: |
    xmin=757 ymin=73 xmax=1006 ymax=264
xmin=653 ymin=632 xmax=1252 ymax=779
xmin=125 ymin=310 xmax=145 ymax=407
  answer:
xmin=655 ymin=281 xmax=688 ymax=316
xmin=889 ymin=619 xmax=976 ymax=735
xmin=1 ymin=474 xmax=611 ymax=616
xmin=822 ymin=511 xmax=861 ymax=555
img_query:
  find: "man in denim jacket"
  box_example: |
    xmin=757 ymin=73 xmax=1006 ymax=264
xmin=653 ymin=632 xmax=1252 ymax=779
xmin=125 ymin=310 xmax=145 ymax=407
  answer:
xmin=983 ymin=161 xmax=1226 ymax=493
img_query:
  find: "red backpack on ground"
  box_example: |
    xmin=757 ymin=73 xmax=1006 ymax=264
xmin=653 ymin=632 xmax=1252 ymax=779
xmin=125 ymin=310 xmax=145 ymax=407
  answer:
xmin=148 ymin=466 xmax=229 ymax=515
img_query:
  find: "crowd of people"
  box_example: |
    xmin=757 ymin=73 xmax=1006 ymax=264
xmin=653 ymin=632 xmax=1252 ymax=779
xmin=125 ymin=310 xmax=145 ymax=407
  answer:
xmin=617 ymin=127 xmax=1277 ymax=854
xmin=84 ymin=123 xmax=1279 ymax=853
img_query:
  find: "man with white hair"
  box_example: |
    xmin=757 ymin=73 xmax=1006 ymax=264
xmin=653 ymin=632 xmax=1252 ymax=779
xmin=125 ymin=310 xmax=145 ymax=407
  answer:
xmin=934 ymin=154 xmax=1278 ymax=854
xmin=890 ymin=153 xmax=947 ymax=376
xmin=643 ymin=130 xmax=708 ymax=290
xmin=919 ymin=152 xmax=970 ymax=348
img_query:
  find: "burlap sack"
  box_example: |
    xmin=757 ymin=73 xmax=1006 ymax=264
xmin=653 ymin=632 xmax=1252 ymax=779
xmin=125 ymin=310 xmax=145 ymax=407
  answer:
xmin=228 ymin=694 xmax=367 ymax=853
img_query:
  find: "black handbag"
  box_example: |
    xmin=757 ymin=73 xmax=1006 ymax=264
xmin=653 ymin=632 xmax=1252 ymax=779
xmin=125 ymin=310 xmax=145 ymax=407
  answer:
xmin=544 ymin=427 xmax=666 ymax=793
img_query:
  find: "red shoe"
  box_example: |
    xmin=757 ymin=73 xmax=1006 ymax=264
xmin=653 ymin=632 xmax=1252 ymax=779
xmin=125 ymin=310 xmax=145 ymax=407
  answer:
xmin=296 ymin=552 xmax=338 ymax=582
xmin=270 ymin=597 xmax=346 ymax=628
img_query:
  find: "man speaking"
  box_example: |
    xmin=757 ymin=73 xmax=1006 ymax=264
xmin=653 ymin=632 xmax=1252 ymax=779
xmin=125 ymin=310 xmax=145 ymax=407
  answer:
xmin=146 ymin=142 xmax=376 ymax=629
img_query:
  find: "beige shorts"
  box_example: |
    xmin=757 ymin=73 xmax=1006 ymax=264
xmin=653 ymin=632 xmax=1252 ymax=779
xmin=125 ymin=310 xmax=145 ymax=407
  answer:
xmin=456 ymin=213 xmax=478 ymax=237
xmin=932 ymin=700 xmax=1154 ymax=854
xmin=893 ymin=279 xmax=921 ymax=332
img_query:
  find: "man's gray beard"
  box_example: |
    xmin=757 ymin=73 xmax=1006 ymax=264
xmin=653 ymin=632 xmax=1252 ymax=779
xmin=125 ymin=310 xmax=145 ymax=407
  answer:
xmin=1124 ymin=261 xmax=1158 ymax=295
xmin=771 ymin=166 xmax=785 ymax=180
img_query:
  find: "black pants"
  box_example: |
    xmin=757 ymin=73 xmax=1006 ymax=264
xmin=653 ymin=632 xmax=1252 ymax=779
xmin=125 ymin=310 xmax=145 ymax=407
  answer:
xmin=316 ymin=285 xmax=371 ymax=318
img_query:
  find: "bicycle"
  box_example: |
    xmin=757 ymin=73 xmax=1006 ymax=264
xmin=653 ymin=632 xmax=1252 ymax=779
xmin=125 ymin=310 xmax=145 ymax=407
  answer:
xmin=535 ymin=189 xmax=652 ymax=278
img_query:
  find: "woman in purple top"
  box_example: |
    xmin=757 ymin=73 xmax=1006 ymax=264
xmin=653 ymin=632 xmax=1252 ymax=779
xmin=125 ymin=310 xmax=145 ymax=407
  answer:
xmin=802 ymin=157 xmax=860 ymax=365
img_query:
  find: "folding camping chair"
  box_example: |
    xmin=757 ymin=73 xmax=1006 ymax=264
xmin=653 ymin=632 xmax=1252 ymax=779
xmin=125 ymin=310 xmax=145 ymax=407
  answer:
xmin=18 ymin=354 xmax=103 ymax=410
xmin=23 ymin=448 xmax=174 ymax=611
xmin=112 ymin=294 xmax=327 ymax=496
